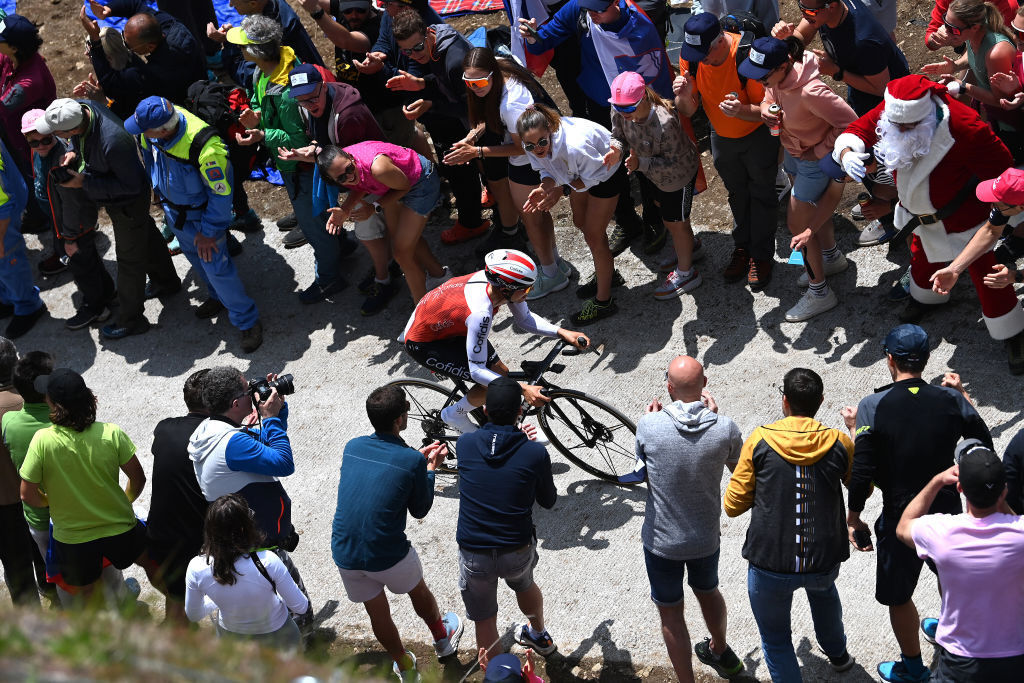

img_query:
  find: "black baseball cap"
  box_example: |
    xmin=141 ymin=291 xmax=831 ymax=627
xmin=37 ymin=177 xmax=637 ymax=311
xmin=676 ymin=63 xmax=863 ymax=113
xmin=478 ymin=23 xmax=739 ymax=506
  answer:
xmin=34 ymin=368 xmax=89 ymax=404
xmin=485 ymin=376 xmax=522 ymax=418
xmin=957 ymin=440 xmax=1005 ymax=508
xmin=883 ymin=324 xmax=930 ymax=364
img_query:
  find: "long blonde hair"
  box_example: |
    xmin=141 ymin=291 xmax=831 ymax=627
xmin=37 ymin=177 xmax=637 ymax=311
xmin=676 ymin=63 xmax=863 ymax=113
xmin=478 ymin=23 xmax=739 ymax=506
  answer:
xmin=951 ymin=0 xmax=1015 ymax=41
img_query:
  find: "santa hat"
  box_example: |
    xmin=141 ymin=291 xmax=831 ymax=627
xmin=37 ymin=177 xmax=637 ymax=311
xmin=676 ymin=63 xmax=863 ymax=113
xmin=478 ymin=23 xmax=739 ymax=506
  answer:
xmin=883 ymin=75 xmax=948 ymax=124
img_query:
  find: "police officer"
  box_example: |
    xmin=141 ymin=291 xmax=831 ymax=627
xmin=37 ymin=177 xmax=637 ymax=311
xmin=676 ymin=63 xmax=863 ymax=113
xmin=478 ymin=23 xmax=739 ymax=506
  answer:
xmin=125 ymin=96 xmax=263 ymax=352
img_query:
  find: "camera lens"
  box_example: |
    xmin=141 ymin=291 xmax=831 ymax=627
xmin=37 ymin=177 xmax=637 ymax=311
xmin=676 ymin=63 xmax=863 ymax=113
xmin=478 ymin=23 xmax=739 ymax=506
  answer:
xmin=271 ymin=374 xmax=295 ymax=396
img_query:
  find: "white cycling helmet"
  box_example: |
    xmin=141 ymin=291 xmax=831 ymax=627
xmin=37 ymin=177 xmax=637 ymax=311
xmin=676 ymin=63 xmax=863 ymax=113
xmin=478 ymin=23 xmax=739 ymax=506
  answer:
xmin=484 ymin=249 xmax=538 ymax=291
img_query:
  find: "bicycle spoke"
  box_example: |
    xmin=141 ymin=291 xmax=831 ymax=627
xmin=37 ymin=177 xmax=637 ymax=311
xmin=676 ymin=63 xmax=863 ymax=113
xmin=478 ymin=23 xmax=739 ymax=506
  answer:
xmin=539 ymin=390 xmax=637 ymax=483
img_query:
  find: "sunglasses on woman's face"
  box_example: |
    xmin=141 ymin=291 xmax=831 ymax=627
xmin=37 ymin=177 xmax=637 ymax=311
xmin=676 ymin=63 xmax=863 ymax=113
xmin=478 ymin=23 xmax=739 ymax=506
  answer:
xmin=942 ymin=17 xmax=967 ymax=36
xmin=612 ymin=99 xmax=642 ymax=114
xmin=333 ymin=163 xmax=357 ymax=185
xmin=28 ymin=136 xmax=54 ymax=148
xmin=462 ymin=72 xmax=492 ymax=89
xmin=400 ymin=40 xmax=426 ymax=56
xmin=522 ymin=137 xmax=550 ymax=152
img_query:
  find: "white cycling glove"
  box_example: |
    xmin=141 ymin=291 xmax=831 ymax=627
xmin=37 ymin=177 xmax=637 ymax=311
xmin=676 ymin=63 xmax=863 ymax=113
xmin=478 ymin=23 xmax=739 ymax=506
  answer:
xmin=841 ymin=151 xmax=870 ymax=183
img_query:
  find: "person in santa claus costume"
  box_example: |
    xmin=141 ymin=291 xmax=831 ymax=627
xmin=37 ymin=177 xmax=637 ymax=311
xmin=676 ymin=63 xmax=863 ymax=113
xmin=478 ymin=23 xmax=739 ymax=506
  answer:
xmin=834 ymin=74 xmax=1024 ymax=374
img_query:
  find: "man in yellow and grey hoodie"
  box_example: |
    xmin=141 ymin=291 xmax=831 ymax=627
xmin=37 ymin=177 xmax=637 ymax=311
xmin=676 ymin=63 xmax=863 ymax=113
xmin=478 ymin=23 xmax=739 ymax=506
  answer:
xmin=724 ymin=367 xmax=855 ymax=682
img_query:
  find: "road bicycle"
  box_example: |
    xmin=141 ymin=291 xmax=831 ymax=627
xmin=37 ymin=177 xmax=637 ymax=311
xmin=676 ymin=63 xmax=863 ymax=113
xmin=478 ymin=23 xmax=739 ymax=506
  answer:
xmin=387 ymin=338 xmax=639 ymax=483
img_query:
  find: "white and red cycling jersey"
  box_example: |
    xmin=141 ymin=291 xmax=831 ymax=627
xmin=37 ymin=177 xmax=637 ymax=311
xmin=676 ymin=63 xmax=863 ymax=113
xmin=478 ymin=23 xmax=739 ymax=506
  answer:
xmin=399 ymin=271 xmax=559 ymax=385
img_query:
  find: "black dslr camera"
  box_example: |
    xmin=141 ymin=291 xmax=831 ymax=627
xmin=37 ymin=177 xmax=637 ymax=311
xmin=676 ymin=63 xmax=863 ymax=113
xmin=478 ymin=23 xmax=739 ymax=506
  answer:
xmin=248 ymin=374 xmax=296 ymax=404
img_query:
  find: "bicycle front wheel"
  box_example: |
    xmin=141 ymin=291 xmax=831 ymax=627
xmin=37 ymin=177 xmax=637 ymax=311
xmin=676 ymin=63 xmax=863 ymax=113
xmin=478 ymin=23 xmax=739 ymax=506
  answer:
xmin=537 ymin=389 xmax=638 ymax=483
xmin=385 ymin=379 xmax=464 ymax=474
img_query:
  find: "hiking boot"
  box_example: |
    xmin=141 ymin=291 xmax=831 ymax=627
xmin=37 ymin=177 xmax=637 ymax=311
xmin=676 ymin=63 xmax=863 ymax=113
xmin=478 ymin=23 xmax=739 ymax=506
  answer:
xmin=858 ymin=219 xmax=896 ymax=247
xmin=229 ymin=209 xmax=262 ymax=233
xmin=694 ymin=637 xmax=744 ymax=679
xmin=433 ymin=611 xmax=464 ymax=658
xmin=392 ymin=650 xmax=421 ymax=683
xmin=440 ymin=219 xmax=489 ymax=245
xmin=298 ymin=278 xmax=347 ymax=304
xmin=608 ymin=223 xmax=641 ymax=257
xmin=642 ymin=221 xmax=667 ymax=254
xmin=359 ymin=261 xmax=403 ymax=294
xmin=526 ymin=268 xmax=569 ymax=300
xmin=474 ymin=222 xmax=527 ymax=257
xmin=797 ymin=252 xmax=849 ymax=287
xmin=571 ymin=298 xmax=618 ymax=326
xmin=785 ymin=288 xmax=838 ymax=322
xmin=65 ymin=307 xmax=111 ymax=331
xmin=877 ymin=659 xmax=930 ymax=682
xmin=101 ymin=319 xmax=151 ymax=339
xmin=654 ymin=269 xmax=702 ymax=299
xmin=282 ymin=227 xmax=307 ymax=249
xmin=39 ymin=253 xmax=68 ymax=277
xmin=748 ymin=258 xmax=774 ymax=291
xmin=899 ymin=298 xmax=943 ymax=323
xmin=889 ymin=267 xmax=912 ymax=303
xmin=515 ymin=622 xmax=557 ymax=656
xmin=828 ymin=650 xmax=855 ymax=672
xmin=576 ymin=269 xmax=625 ymax=299
xmin=195 ymin=298 xmax=225 ymax=319
xmin=425 ymin=266 xmax=454 ymax=291
xmin=361 ymin=279 xmax=400 ymax=316
xmin=240 ymin=321 xmax=263 ymax=353
xmin=723 ymin=247 xmax=750 ymax=283
xmin=1006 ymin=330 xmax=1024 ymax=376
xmin=276 ymin=212 xmax=297 ymax=230
xmin=5 ymin=304 xmax=46 ymax=339
xmin=921 ymin=617 xmax=939 ymax=645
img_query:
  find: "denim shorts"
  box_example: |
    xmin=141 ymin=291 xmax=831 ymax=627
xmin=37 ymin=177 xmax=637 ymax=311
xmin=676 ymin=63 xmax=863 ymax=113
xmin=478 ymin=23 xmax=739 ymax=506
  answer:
xmin=644 ymin=546 xmax=720 ymax=606
xmin=458 ymin=542 xmax=539 ymax=621
xmin=401 ymin=155 xmax=441 ymax=217
xmin=783 ymin=151 xmax=831 ymax=205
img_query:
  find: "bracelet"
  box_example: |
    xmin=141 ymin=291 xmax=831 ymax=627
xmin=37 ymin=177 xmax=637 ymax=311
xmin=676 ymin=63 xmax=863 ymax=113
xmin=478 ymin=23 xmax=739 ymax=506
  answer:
xmin=477 ymin=146 xmax=484 ymax=158
xmin=310 ymin=8 xmax=325 ymax=20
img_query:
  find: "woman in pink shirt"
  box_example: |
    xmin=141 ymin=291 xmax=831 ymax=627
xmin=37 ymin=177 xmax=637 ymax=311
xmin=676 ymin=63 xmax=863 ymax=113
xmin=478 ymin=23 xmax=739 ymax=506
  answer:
xmin=320 ymin=141 xmax=446 ymax=302
xmin=740 ymin=36 xmax=857 ymax=324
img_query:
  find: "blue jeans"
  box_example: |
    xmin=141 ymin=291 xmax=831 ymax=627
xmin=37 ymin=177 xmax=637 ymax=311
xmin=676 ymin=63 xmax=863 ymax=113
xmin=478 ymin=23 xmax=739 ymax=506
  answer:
xmin=747 ymin=564 xmax=847 ymax=683
xmin=0 ymin=221 xmax=43 ymax=316
xmin=281 ymin=168 xmax=338 ymax=286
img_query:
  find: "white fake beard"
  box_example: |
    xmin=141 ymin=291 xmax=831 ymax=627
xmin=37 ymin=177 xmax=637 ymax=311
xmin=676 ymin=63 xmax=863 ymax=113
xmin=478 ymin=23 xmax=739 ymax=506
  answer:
xmin=873 ymin=113 xmax=938 ymax=172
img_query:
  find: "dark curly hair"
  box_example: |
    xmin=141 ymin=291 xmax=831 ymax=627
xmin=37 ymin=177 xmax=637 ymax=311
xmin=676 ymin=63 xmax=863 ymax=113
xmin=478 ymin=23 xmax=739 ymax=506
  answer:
xmin=50 ymin=389 xmax=98 ymax=432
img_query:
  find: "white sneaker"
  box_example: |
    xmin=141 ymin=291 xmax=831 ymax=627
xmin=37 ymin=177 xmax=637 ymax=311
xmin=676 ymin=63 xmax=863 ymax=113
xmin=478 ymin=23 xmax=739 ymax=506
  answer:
xmin=857 ymin=219 xmax=895 ymax=247
xmin=785 ymin=288 xmax=839 ymax=322
xmin=654 ymin=269 xmax=702 ymax=299
xmin=441 ymin=404 xmax=477 ymax=434
xmin=433 ymin=611 xmax=464 ymax=658
xmin=797 ymin=252 xmax=849 ymax=287
xmin=393 ymin=650 xmax=420 ymax=682
xmin=425 ymin=266 xmax=453 ymax=291
xmin=527 ymin=268 xmax=569 ymax=300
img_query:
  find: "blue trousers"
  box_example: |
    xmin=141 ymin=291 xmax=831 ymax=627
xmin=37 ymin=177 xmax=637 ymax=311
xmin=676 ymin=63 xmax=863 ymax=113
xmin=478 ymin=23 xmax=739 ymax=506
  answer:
xmin=0 ymin=221 xmax=43 ymax=316
xmin=281 ymin=168 xmax=339 ymax=286
xmin=747 ymin=563 xmax=847 ymax=683
xmin=168 ymin=212 xmax=259 ymax=330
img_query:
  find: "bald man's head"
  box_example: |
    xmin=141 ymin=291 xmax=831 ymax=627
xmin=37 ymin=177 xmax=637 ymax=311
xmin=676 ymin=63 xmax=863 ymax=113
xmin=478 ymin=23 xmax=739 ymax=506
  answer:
xmin=666 ymin=355 xmax=705 ymax=402
xmin=123 ymin=13 xmax=163 ymax=56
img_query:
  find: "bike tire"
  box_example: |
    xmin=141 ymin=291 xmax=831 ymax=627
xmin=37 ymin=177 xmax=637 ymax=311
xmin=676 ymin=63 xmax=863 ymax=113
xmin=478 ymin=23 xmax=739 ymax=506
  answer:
xmin=537 ymin=389 xmax=638 ymax=484
xmin=385 ymin=378 xmax=471 ymax=475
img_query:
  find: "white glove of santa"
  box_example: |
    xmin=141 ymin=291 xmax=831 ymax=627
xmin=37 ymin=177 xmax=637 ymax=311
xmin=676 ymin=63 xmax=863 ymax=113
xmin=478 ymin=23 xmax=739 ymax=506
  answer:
xmin=842 ymin=151 xmax=870 ymax=183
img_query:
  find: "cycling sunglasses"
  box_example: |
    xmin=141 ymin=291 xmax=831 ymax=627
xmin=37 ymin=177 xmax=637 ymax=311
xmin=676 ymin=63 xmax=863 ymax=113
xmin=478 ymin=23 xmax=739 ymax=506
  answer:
xmin=462 ymin=72 xmax=493 ymax=89
xmin=400 ymin=39 xmax=427 ymax=56
xmin=942 ymin=17 xmax=967 ymax=36
xmin=28 ymin=135 xmax=54 ymax=148
xmin=797 ymin=0 xmax=833 ymax=16
xmin=522 ymin=137 xmax=550 ymax=152
xmin=612 ymin=99 xmax=643 ymax=114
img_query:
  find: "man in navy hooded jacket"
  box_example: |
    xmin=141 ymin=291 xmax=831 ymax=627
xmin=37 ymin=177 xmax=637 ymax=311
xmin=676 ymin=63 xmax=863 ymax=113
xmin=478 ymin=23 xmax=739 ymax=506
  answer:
xmin=456 ymin=377 xmax=558 ymax=659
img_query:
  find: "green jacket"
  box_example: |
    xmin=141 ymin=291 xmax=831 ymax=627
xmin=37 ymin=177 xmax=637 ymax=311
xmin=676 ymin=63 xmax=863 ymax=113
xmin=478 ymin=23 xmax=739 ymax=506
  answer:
xmin=250 ymin=46 xmax=310 ymax=174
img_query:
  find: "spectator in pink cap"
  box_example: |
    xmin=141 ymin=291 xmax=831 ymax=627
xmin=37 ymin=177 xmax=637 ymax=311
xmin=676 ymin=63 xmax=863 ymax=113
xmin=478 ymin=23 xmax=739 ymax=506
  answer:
xmin=605 ymin=71 xmax=702 ymax=301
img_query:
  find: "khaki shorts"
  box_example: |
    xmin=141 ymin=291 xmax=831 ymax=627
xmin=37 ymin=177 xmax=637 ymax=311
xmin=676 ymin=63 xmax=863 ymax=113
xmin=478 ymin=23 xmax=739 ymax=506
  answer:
xmin=338 ymin=545 xmax=423 ymax=603
xmin=353 ymin=195 xmax=386 ymax=241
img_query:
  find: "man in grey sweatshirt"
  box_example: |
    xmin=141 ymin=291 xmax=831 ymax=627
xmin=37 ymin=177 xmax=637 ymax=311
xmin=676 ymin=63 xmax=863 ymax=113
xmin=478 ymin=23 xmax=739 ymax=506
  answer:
xmin=634 ymin=355 xmax=744 ymax=682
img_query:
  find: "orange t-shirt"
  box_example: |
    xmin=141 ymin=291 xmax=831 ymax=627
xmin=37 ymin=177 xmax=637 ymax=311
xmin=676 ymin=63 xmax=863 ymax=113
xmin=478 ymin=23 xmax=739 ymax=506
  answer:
xmin=679 ymin=33 xmax=765 ymax=139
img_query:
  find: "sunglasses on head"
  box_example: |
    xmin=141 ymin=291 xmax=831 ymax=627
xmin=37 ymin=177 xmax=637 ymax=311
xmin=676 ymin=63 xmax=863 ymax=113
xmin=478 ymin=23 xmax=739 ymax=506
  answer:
xmin=28 ymin=136 xmax=54 ymax=148
xmin=612 ymin=99 xmax=642 ymax=113
xmin=400 ymin=40 xmax=426 ymax=56
xmin=942 ymin=18 xmax=967 ymax=36
xmin=522 ymin=137 xmax=550 ymax=152
xmin=462 ymin=71 xmax=492 ymax=89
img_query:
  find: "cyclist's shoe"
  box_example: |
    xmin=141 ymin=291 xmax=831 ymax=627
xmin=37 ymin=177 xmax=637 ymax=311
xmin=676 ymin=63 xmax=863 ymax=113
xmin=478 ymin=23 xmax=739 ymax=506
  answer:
xmin=392 ymin=650 xmax=421 ymax=682
xmin=694 ymin=637 xmax=744 ymax=679
xmin=515 ymin=623 xmax=557 ymax=656
xmin=433 ymin=611 xmax=464 ymax=658
xmin=654 ymin=269 xmax=702 ymax=299
xmin=877 ymin=659 xmax=930 ymax=682
xmin=921 ymin=617 xmax=939 ymax=645
xmin=576 ymin=269 xmax=625 ymax=299
xmin=526 ymin=268 xmax=569 ymax=300
xmin=571 ymin=298 xmax=618 ymax=326
xmin=441 ymin=405 xmax=477 ymax=434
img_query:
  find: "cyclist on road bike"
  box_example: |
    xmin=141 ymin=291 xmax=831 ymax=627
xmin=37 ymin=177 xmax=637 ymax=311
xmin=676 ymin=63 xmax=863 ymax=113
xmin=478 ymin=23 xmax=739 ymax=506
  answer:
xmin=400 ymin=250 xmax=590 ymax=434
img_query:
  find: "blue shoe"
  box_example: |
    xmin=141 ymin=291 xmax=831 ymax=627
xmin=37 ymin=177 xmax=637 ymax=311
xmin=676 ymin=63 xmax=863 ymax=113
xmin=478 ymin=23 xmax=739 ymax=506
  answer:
xmin=877 ymin=659 xmax=930 ymax=682
xmin=921 ymin=617 xmax=938 ymax=645
xmin=101 ymin=320 xmax=150 ymax=339
xmin=888 ymin=267 xmax=912 ymax=303
xmin=433 ymin=611 xmax=463 ymax=658
xmin=515 ymin=622 xmax=556 ymax=656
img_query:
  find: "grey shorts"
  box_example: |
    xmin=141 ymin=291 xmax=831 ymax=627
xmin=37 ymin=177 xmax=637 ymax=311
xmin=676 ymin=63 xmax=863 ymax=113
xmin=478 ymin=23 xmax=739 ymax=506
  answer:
xmin=338 ymin=546 xmax=423 ymax=603
xmin=458 ymin=542 xmax=539 ymax=622
xmin=353 ymin=195 xmax=386 ymax=241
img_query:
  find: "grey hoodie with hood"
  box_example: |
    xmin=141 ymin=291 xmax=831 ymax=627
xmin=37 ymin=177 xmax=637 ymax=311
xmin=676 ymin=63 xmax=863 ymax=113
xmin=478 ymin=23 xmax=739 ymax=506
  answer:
xmin=637 ymin=400 xmax=742 ymax=561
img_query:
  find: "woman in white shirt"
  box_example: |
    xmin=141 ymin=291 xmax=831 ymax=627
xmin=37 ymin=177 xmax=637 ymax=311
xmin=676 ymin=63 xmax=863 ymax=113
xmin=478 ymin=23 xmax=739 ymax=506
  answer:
xmin=184 ymin=494 xmax=309 ymax=652
xmin=517 ymin=103 xmax=624 ymax=326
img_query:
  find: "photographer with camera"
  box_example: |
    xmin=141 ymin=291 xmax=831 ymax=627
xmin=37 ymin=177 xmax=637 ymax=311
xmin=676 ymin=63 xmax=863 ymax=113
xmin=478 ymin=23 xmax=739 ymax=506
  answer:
xmin=187 ymin=365 xmax=313 ymax=632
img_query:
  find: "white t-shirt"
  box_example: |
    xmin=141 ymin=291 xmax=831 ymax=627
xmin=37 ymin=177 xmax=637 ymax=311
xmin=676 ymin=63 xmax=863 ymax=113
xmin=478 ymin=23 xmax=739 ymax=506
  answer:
xmin=500 ymin=79 xmax=536 ymax=167
xmin=184 ymin=550 xmax=309 ymax=635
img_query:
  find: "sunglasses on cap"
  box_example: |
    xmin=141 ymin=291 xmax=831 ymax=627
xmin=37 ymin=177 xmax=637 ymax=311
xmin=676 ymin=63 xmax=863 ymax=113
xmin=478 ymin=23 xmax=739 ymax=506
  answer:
xmin=28 ymin=135 xmax=54 ymax=148
xmin=522 ymin=137 xmax=549 ymax=152
xmin=612 ymin=99 xmax=643 ymax=114
xmin=400 ymin=40 xmax=427 ymax=56
xmin=462 ymin=72 xmax=492 ymax=89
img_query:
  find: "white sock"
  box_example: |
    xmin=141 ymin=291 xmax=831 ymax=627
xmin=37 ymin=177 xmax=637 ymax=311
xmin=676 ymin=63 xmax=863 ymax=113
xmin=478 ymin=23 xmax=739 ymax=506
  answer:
xmin=528 ymin=624 xmax=544 ymax=638
xmin=674 ymin=267 xmax=691 ymax=279
xmin=441 ymin=398 xmax=477 ymax=434
xmin=541 ymin=262 xmax=559 ymax=277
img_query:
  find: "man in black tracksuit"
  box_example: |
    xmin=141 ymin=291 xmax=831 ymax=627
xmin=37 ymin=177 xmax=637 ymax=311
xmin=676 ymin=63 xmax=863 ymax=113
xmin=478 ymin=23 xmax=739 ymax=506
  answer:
xmin=455 ymin=377 xmax=557 ymax=660
xmin=843 ymin=324 xmax=992 ymax=683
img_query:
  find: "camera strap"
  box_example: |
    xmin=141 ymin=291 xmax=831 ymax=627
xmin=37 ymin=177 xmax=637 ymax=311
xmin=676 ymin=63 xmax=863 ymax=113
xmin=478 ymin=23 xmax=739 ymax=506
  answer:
xmin=248 ymin=551 xmax=278 ymax=595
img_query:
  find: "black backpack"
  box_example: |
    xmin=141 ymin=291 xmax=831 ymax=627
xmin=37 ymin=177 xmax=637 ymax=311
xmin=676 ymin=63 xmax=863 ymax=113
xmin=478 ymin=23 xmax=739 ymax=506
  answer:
xmin=185 ymin=80 xmax=250 ymax=152
xmin=688 ymin=11 xmax=769 ymax=88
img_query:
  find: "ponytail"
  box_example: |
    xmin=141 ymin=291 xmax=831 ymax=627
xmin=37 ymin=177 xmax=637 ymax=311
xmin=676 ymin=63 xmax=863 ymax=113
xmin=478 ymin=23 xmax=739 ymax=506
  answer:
xmin=516 ymin=103 xmax=561 ymax=139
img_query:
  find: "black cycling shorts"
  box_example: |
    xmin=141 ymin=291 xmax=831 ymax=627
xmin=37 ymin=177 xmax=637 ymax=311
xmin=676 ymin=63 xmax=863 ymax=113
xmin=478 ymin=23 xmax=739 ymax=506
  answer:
xmin=405 ymin=338 xmax=500 ymax=383
xmin=56 ymin=519 xmax=147 ymax=587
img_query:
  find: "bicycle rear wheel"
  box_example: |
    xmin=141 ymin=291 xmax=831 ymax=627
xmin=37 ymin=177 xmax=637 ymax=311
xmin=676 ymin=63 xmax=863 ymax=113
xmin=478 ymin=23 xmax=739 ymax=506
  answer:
xmin=385 ymin=378 xmax=469 ymax=475
xmin=537 ymin=389 xmax=638 ymax=483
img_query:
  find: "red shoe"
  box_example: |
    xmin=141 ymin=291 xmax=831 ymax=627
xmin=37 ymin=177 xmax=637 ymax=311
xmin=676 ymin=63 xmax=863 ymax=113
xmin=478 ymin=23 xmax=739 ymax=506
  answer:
xmin=481 ymin=187 xmax=495 ymax=208
xmin=441 ymin=219 xmax=490 ymax=245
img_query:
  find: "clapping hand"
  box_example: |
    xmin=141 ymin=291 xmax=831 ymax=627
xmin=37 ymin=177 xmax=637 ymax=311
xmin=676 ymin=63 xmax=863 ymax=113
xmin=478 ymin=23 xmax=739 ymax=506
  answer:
xmin=771 ymin=21 xmax=796 ymax=40
xmin=354 ymin=52 xmax=386 ymax=74
xmin=73 ymin=73 xmax=104 ymax=101
xmin=235 ymin=129 xmax=264 ymax=146
xmin=921 ymin=55 xmax=957 ymax=76
xmin=207 ymin=22 xmax=230 ymax=44
xmin=326 ymin=206 xmax=352 ymax=234
xmin=443 ymin=140 xmax=477 ymax=165
xmin=79 ymin=5 xmax=101 ymax=42
xmin=602 ymin=146 xmax=622 ymax=168
xmin=930 ymin=265 xmax=960 ymax=295
xmin=386 ymin=70 xmax=425 ymax=91
xmin=403 ymin=99 xmax=430 ymax=120
xmin=238 ymin=109 xmax=260 ymax=129
xmin=624 ymin=149 xmax=639 ymax=173
xmin=983 ymin=263 xmax=1016 ymax=288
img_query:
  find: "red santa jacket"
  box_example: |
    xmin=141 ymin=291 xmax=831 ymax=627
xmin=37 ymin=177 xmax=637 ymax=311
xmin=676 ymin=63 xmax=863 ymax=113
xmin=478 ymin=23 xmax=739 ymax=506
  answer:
xmin=836 ymin=95 xmax=1011 ymax=238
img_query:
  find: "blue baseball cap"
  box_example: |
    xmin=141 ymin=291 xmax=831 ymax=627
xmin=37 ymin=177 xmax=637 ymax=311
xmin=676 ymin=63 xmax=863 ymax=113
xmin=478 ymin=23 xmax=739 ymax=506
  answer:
xmin=288 ymin=64 xmax=325 ymax=98
xmin=883 ymin=324 xmax=930 ymax=363
xmin=0 ymin=14 xmax=38 ymax=45
xmin=738 ymin=36 xmax=790 ymax=81
xmin=125 ymin=96 xmax=176 ymax=135
xmin=483 ymin=653 xmax=523 ymax=682
xmin=679 ymin=12 xmax=721 ymax=63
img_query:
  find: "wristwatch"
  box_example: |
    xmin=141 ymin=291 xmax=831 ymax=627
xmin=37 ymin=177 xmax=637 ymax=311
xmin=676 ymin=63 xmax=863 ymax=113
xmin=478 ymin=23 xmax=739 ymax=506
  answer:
xmin=310 ymin=8 xmax=325 ymax=20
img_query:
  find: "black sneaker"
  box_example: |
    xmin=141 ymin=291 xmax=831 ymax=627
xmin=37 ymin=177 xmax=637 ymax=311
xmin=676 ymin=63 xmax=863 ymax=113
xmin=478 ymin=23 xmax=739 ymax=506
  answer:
xmin=694 ymin=637 xmax=744 ymax=679
xmin=514 ymin=622 xmax=556 ymax=656
xmin=240 ymin=321 xmax=263 ymax=353
xmin=0 ymin=303 xmax=13 ymax=319
xmin=474 ymin=223 xmax=528 ymax=257
xmin=65 ymin=307 xmax=111 ymax=331
xmin=576 ymin=269 xmax=625 ymax=299
xmin=899 ymin=298 xmax=943 ymax=323
xmin=608 ymin=223 xmax=641 ymax=256
xmin=828 ymin=650 xmax=855 ymax=672
xmin=195 ymin=298 xmax=226 ymax=319
xmin=276 ymin=212 xmax=297 ymax=230
xmin=5 ymin=304 xmax=46 ymax=339
xmin=570 ymin=298 xmax=618 ymax=326
xmin=39 ymin=253 xmax=68 ymax=277
xmin=642 ymin=221 xmax=667 ymax=255
xmin=283 ymin=227 xmax=307 ymax=249
xmin=229 ymin=209 xmax=262 ymax=233
xmin=361 ymin=279 xmax=400 ymax=316
xmin=227 ymin=232 xmax=243 ymax=257
xmin=298 ymin=278 xmax=348 ymax=304
xmin=358 ymin=261 xmax=403 ymax=294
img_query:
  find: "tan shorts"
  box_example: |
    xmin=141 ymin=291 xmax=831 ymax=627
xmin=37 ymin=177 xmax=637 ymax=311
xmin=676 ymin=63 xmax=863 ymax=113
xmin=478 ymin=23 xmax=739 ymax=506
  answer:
xmin=338 ymin=545 xmax=423 ymax=603
xmin=353 ymin=195 xmax=386 ymax=241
